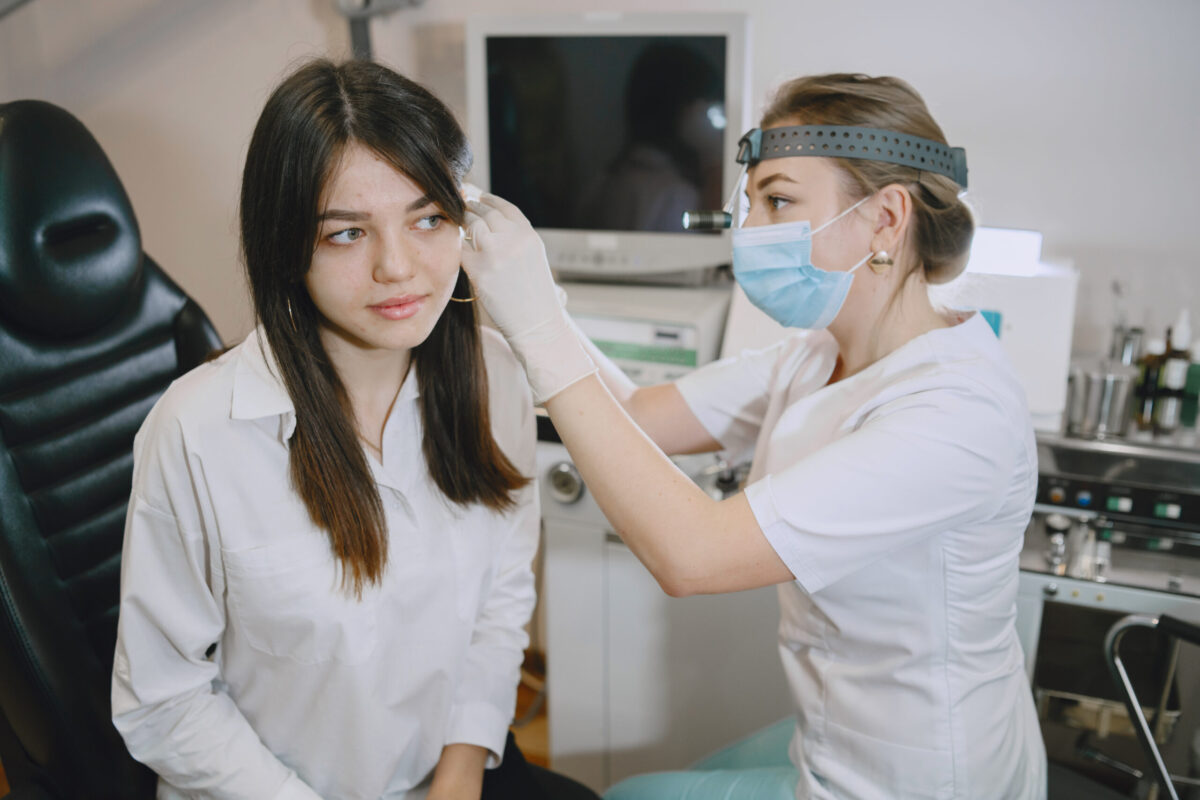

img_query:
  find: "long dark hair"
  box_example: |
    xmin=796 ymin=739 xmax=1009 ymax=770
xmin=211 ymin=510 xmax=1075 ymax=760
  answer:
xmin=240 ymin=59 xmax=528 ymax=596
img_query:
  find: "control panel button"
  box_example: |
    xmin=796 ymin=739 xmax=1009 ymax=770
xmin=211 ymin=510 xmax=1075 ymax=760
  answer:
xmin=547 ymin=461 xmax=585 ymax=504
xmin=1106 ymin=496 xmax=1133 ymax=513
xmin=1154 ymin=502 xmax=1182 ymax=520
xmin=1048 ymin=487 xmax=1066 ymax=504
xmin=1075 ymin=490 xmax=1093 ymax=508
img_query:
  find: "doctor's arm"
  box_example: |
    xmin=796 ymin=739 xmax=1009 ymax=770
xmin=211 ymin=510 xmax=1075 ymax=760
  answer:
xmin=564 ymin=310 xmax=722 ymax=456
xmin=546 ymin=373 xmax=792 ymax=596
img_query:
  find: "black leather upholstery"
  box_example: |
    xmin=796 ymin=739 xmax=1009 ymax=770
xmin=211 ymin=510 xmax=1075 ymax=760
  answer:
xmin=0 ymin=100 xmax=222 ymax=799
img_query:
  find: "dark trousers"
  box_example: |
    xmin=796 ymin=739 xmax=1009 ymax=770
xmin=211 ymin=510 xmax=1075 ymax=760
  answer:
xmin=482 ymin=731 xmax=600 ymax=800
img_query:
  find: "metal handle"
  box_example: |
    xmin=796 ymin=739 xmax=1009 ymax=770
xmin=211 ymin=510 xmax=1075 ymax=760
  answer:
xmin=1104 ymin=615 xmax=1180 ymax=800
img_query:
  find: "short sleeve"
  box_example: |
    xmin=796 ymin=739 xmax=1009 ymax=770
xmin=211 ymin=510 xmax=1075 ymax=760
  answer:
xmin=674 ymin=342 xmax=784 ymax=463
xmin=744 ymin=383 xmax=1023 ymax=594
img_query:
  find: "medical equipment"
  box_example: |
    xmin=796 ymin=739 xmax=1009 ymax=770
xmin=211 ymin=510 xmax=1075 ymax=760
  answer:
xmin=333 ymin=0 xmax=424 ymax=60
xmin=681 ymin=125 xmax=968 ymax=231
xmin=464 ymin=13 xmax=750 ymax=282
xmin=1066 ymin=360 xmax=1140 ymax=439
xmin=561 ymin=281 xmax=732 ymax=386
xmin=1016 ymin=433 xmax=1200 ymax=794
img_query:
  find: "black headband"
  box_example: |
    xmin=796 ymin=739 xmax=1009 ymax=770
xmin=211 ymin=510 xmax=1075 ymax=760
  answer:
xmin=737 ymin=125 xmax=968 ymax=189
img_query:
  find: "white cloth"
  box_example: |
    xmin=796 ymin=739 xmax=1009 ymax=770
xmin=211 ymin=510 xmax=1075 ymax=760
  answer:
xmin=676 ymin=312 xmax=1046 ymax=800
xmin=112 ymin=327 xmax=539 ymax=800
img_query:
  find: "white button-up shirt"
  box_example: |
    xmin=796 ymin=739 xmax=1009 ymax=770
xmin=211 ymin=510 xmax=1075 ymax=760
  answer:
xmin=677 ymin=312 xmax=1046 ymax=800
xmin=112 ymin=326 xmax=538 ymax=800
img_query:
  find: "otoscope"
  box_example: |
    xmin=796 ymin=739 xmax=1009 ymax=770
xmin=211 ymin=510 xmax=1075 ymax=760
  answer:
xmin=680 ymin=130 xmax=760 ymax=232
xmin=681 ymin=126 xmax=967 ymax=232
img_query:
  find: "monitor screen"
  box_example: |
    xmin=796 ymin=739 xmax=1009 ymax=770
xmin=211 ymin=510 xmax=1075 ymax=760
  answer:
xmin=484 ymin=35 xmax=726 ymax=235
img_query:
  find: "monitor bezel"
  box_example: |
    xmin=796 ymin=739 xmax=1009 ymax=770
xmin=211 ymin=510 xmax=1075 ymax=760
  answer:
xmin=465 ymin=12 xmax=751 ymax=276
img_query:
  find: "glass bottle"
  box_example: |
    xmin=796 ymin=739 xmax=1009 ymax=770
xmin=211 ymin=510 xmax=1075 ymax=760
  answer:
xmin=1135 ymin=337 xmax=1166 ymax=432
xmin=1156 ymin=312 xmax=1192 ymax=437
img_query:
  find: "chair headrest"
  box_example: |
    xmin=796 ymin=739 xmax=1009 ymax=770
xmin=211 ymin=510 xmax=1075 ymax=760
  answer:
xmin=0 ymin=100 xmax=143 ymax=339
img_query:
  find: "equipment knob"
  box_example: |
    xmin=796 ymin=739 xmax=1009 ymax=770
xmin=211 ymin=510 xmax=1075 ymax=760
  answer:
xmin=547 ymin=461 xmax=584 ymax=504
xmin=1044 ymin=513 xmax=1072 ymax=537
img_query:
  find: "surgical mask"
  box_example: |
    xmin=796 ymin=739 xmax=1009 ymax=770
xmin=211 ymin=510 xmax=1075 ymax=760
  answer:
xmin=732 ymin=196 xmax=872 ymax=329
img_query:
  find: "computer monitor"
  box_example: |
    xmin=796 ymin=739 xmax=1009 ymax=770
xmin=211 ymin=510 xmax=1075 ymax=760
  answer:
xmin=465 ymin=12 xmax=750 ymax=280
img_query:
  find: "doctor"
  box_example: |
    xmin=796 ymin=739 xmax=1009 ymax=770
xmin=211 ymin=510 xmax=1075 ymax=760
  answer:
xmin=462 ymin=73 xmax=1046 ymax=799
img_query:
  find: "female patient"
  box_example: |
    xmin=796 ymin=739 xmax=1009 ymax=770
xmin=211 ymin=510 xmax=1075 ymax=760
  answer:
xmin=112 ymin=59 xmax=540 ymax=799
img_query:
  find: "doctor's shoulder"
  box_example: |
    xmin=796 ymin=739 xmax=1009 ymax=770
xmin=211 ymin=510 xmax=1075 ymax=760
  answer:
xmin=716 ymin=327 xmax=837 ymax=381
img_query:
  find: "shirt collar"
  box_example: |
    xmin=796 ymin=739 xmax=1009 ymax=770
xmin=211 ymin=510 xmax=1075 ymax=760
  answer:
xmin=231 ymin=327 xmax=298 ymax=443
xmin=230 ymin=327 xmax=423 ymax=445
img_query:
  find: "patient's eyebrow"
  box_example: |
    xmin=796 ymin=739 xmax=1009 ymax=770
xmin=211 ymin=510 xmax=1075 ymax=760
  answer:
xmin=317 ymin=195 xmax=435 ymax=220
xmin=318 ymin=209 xmax=370 ymax=222
xmin=407 ymin=194 xmax=434 ymax=212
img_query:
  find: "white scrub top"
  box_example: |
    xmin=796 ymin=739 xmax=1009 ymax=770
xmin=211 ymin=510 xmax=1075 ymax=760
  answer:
xmin=112 ymin=327 xmax=538 ymax=800
xmin=677 ymin=312 xmax=1046 ymax=800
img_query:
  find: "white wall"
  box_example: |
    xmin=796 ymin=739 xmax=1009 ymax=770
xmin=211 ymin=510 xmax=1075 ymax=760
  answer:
xmin=3 ymin=0 xmax=1198 ymax=355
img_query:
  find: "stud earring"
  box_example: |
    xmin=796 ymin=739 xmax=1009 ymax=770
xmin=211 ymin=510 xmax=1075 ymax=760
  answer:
xmin=868 ymin=251 xmax=894 ymax=273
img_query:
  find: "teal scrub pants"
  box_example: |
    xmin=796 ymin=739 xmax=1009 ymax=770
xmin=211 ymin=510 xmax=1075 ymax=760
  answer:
xmin=603 ymin=719 xmax=799 ymax=800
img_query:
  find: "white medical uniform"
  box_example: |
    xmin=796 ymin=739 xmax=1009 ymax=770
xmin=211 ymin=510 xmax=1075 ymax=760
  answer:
xmin=676 ymin=312 xmax=1046 ymax=800
xmin=112 ymin=327 xmax=538 ymax=800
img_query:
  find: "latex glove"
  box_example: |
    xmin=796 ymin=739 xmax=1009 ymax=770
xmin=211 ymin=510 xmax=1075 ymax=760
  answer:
xmin=461 ymin=193 xmax=596 ymax=404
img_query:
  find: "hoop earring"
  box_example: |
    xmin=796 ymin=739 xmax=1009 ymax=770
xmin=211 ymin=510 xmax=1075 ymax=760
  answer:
xmin=449 ymin=267 xmax=477 ymax=303
xmin=868 ymin=251 xmax=894 ymax=274
xmin=286 ymin=297 xmax=299 ymax=330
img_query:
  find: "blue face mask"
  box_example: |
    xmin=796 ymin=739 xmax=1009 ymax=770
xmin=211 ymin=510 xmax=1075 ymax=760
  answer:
xmin=732 ymin=196 xmax=873 ymax=329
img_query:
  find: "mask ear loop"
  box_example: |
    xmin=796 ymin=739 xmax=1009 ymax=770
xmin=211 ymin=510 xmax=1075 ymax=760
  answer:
xmin=811 ymin=194 xmax=873 ymax=235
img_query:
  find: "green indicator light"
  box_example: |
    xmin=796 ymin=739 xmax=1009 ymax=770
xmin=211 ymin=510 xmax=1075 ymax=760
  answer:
xmin=1107 ymin=496 xmax=1133 ymax=513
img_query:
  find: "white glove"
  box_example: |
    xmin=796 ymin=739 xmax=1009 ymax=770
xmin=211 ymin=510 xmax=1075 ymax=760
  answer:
xmin=461 ymin=193 xmax=596 ymax=404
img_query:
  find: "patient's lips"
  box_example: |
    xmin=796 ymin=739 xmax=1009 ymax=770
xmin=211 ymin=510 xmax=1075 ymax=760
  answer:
xmin=369 ymin=294 xmax=425 ymax=320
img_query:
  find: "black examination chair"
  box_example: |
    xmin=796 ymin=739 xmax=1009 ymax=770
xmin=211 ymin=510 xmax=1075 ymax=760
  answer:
xmin=0 ymin=99 xmax=222 ymax=799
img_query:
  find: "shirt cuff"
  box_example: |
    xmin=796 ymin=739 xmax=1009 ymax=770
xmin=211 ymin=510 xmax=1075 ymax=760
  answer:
xmin=744 ymin=475 xmax=825 ymax=594
xmin=445 ymin=701 xmax=510 ymax=769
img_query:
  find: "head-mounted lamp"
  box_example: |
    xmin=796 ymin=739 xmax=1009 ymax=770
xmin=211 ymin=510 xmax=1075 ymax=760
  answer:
xmin=681 ymin=125 xmax=968 ymax=231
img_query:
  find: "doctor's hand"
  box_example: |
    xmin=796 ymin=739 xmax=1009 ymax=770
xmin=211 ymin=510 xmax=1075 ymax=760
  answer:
xmin=461 ymin=193 xmax=595 ymax=404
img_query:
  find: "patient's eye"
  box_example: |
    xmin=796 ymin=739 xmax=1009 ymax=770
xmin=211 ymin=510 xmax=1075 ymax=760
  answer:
xmin=414 ymin=214 xmax=446 ymax=231
xmin=327 ymin=228 xmax=364 ymax=245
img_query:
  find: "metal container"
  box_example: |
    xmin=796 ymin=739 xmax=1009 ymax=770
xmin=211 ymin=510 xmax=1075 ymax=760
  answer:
xmin=1066 ymin=360 xmax=1139 ymax=439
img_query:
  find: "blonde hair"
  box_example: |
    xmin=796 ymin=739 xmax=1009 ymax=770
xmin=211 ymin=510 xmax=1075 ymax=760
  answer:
xmin=762 ymin=74 xmax=973 ymax=285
